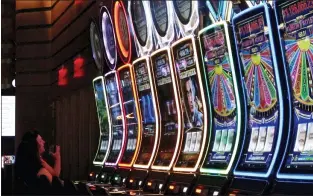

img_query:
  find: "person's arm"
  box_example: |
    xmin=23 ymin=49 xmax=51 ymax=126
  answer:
xmin=52 ymin=146 xmax=61 ymax=177
xmin=41 ymin=146 xmax=61 ymax=177
xmin=37 ymin=168 xmax=53 ymax=183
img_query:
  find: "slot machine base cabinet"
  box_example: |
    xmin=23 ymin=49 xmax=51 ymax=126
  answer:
xmin=193 ymin=175 xmax=230 ymax=196
xmin=88 ymin=165 xmax=103 ymax=182
xmin=125 ymin=169 xmax=149 ymax=190
xmin=113 ymin=167 xmax=131 ymax=186
xmin=228 ymin=177 xmax=270 ymax=195
xmin=271 ymin=180 xmax=313 ymax=195
xmin=164 ymin=173 xmax=197 ymax=195
xmin=143 ymin=171 xmax=170 ymax=194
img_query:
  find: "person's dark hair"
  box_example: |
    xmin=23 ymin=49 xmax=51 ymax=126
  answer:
xmin=15 ymin=130 xmax=43 ymax=184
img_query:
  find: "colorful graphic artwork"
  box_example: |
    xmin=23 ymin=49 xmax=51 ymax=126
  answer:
xmin=199 ymin=24 xmax=237 ymax=169
xmin=235 ymin=12 xmax=279 ymax=170
xmin=276 ymin=0 xmax=313 ymax=171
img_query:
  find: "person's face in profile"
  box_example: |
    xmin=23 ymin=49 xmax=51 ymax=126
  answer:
xmin=36 ymin=135 xmax=46 ymax=155
xmin=186 ymin=79 xmax=195 ymax=113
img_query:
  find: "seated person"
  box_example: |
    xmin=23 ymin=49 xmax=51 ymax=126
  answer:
xmin=15 ymin=130 xmax=76 ymax=195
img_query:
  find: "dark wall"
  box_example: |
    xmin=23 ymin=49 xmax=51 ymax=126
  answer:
xmin=15 ymin=0 xmax=108 ymax=180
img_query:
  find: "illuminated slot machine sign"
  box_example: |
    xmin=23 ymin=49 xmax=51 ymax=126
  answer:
xmin=172 ymin=0 xmax=199 ymax=37
xmin=128 ymin=0 xmax=153 ymax=56
xmin=104 ymin=71 xmax=125 ymax=166
xmin=100 ymin=6 xmax=117 ymax=70
xmin=150 ymin=0 xmax=175 ymax=48
xmin=92 ymin=76 xmax=111 ymax=165
xmin=132 ymin=57 xmax=159 ymax=169
xmin=232 ymin=4 xmax=284 ymax=177
xmin=90 ymin=20 xmax=105 ymax=73
xmin=113 ymin=0 xmax=132 ymax=64
xmin=246 ymin=0 xmax=273 ymax=8
xmin=117 ymin=65 xmax=141 ymax=167
xmin=171 ymin=36 xmax=208 ymax=172
xmin=275 ymin=0 xmax=313 ymax=179
xmin=198 ymin=22 xmax=243 ymax=174
xmin=150 ymin=48 xmax=182 ymax=170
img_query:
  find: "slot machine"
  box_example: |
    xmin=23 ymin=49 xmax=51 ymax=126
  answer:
xmin=88 ymin=16 xmax=113 ymax=182
xmin=144 ymin=47 xmax=182 ymax=194
xmin=166 ymin=35 xmax=208 ymax=195
xmin=163 ymin=2 xmax=206 ymax=195
xmin=90 ymin=76 xmax=112 ymax=182
xmin=114 ymin=64 xmax=142 ymax=183
xmin=229 ymin=3 xmax=292 ymax=195
xmin=102 ymin=71 xmax=126 ymax=183
xmin=272 ymin=0 xmax=313 ymax=194
xmin=125 ymin=57 xmax=160 ymax=190
xmin=193 ymin=0 xmax=251 ymax=193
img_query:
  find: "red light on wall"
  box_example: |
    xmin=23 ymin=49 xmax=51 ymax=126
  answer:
xmin=58 ymin=66 xmax=68 ymax=86
xmin=73 ymin=56 xmax=85 ymax=78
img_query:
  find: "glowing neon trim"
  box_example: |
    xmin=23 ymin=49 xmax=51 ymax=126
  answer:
xmin=132 ymin=56 xmax=161 ymax=169
xmin=92 ymin=76 xmax=112 ymax=165
xmin=173 ymin=1 xmax=199 ymax=37
xmin=232 ymin=3 xmax=285 ymax=178
xmin=101 ymin=6 xmax=117 ymax=70
xmin=246 ymin=0 xmax=273 ymax=8
xmin=113 ymin=0 xmax=132 ymax=64
xmin=273 ymin=0 xmax=312 ymax=181
xmin=117 ymin=64 xmax=142 ymax=168
xmin=150 ymin=47 xmax=183 ymax=171
xmin=171 ymin=36 xmax=208 ymax=172
xmin=205 ymin=1 xmax=228 ymax=22
xmin=104 ymin=71 xmax=126 ymax=166
xmin=128 ymin=1 xmax=153 ymax=56
xmin=198 ymin=21 xmax=243 ymax=175
xmin=150 ymin=1 xmax=175 ymax=48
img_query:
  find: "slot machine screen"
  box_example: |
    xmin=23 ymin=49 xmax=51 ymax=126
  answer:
xmin=130 ymin=0 xmax=147 ymax=46
xmin=114 ymin=0 xmax=131 ymax=63
xmin=172 ymin=38 xmax=205 ymax=169
xmin=199 ymin=24 xmax=238 ymax=170
xmin=151 ymin=50 xmax=179 ymax=167
xmin=150 ymin=0 xmax=169 ymax=36
xmin=233 ymin=9 xmax=280 ymax=172
xmin=275 ymin=0 xmax=313 ymax=174
xmin=101 ymin=7 xmax=117 ymax=70
xmin=93 ymin=78 xmax=110 ymax=162
xmin=173 ymin=0 xmax=192 ymax=25
xmin=105 ymin=74 xmax=124 ymax=164
xmin=133 ymin=59 xmax=157 ymax=166
xmin=118 ymin=67 xmax=139 ymax=165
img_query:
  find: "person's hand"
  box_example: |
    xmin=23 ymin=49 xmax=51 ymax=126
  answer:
xmin=51 ymin=145 xmax=61 ymax=160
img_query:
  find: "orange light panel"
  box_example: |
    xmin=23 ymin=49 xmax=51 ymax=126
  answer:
xmin=147 ymin=182 xmax=152 ymax=186
xmin=169 ymin=185 xmax=175 ymax=190
xmin=129 ymin=179 xmax=134 ymax=183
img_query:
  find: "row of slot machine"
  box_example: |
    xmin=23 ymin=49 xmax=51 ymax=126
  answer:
xmin=87 ymin=0 xmax=313 ymax=195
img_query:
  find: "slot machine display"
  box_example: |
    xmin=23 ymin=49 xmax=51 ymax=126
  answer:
xmin=150 ymin=0 xmax=176 ymax=48
xmin=128 ymin=0 xmax=154 ymax=56
xmin=100 ymin=6 xmax=117 ymax=70
xmin=273 ymin=0 xmax=313 ymax=194
xmin=103 ymin=71 xmax=125 ymax=176
xmin=113 ymin=0 xmax=133 ymax=64
xmin=165 ymin=35 xmax=208 ymax=195
xmin=144 ymin=47 xmax=183 ymax=194
xmin=229 ymin=3 xmax=291 ymax=195
xmin=195 ymin=20 xmax=247 ymax=195
xmin=126 ymin=57 xmax=161 ymax=189
xmin=90 ymin=76 xmax=112 ymax=182
xmin=115 ymin=64 xmax=142 ymax=178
